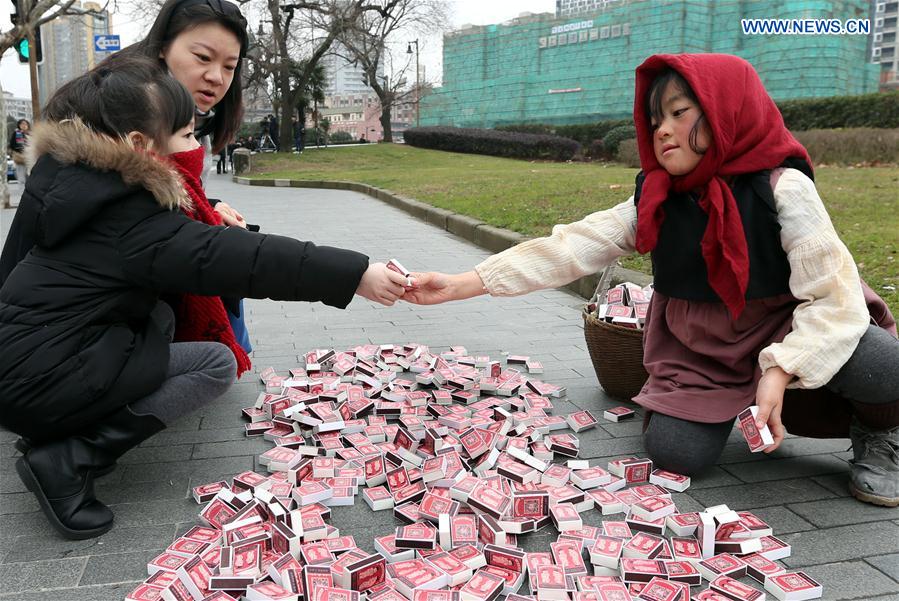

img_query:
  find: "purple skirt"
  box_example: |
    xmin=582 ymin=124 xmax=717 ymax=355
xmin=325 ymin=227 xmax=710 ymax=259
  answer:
xmin=633 ymin=281 xmax=895 ymax=423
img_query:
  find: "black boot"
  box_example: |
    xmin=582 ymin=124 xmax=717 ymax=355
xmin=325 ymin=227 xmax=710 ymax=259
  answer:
xmin=15 ymin=437 xmax=117 ymax=478
xmin=15 ymin=406 xmax=165 ymax=540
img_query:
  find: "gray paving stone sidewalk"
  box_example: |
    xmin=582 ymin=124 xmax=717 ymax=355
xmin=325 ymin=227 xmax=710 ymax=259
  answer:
xmin=1 ymin=173 xmax=897 ymax=600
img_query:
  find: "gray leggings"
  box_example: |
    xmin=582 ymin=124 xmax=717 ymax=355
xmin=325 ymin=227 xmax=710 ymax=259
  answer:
xmin=644 ymin=325 xmax=899 ymax=475
xmin=129 ymin=302 xmax=236 ymax=425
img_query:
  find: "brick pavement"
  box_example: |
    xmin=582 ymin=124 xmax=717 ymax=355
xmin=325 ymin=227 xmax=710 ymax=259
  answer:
xmin=0 ymin=173 xmax=896 ymax=600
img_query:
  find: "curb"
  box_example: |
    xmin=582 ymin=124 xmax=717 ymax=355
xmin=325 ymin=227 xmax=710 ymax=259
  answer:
xmin=233 ymin=176 xmax=651 ymax=298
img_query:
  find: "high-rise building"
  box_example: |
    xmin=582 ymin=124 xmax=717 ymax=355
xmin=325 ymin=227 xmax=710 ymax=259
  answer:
xmin=3 ymin=91 xmax=33 ymax=123
xmin=872 ymin=0 xmax=898 ymax=88
xmin=556 ymin=0 xmax=627 ymax=18
xmin=37 ymin=1 xmax=111 ymax=107
xmin=320 ymin=42 xmax=385 ymax=96
xmin=421 ymin=0 xmax=880 ymax=128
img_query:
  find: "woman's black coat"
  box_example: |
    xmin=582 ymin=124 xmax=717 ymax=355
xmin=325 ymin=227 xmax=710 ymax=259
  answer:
xmin=0 ymin=121 xmax=368 ymax=439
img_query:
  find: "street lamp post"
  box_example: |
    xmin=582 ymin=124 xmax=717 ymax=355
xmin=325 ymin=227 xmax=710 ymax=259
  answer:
xmin=406 ymin=39 xmax=420 ymax=128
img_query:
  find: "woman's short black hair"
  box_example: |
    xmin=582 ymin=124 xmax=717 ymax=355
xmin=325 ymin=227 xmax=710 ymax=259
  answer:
xmin=43 ymin=54 xmax=195 ymax=148
xmin=119 ymin=0 xmax=248 ymax=153
xmin=16 ymin=119 xmax=30 ymax=129
xmin=646 ymin=68 xmax=708 ymax=155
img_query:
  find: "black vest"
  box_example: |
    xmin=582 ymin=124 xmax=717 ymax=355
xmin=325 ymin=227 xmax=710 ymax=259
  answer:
xmin=633 ymin=169 xmax=799 ymax=303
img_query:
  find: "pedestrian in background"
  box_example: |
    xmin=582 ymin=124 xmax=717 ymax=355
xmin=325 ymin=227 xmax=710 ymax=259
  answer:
xmin=7 ymin=119 xmax=30 ymax=185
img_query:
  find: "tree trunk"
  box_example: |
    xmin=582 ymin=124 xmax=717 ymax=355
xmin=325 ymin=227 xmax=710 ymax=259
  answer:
xmin=269 ymin=0 xmax=292 ymax=151
xmin=379 ymin=104 xmax=392 ymax=143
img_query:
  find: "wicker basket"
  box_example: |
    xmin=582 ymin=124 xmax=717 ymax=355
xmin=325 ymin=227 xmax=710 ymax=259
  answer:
xmin=582 ymin=264 xmax=649 ymax=400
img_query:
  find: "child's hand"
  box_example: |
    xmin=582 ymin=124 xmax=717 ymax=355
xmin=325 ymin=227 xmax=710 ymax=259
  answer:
xmin=356 ymin=262 xmax=408 ymax=306
xmin=214 ymin=201 xmax=247 ymax=228
xmin=401 ymin=271 xmax=487 ymax=305
xmin=401 ymin=272 xmax=453 ymax=305
xmin=754 ymin=366 xmax=793 ymax=452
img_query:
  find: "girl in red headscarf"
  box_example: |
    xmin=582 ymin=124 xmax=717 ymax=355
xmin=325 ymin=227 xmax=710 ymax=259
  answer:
xmin=405 ymin=54 xmax=899 ymax=507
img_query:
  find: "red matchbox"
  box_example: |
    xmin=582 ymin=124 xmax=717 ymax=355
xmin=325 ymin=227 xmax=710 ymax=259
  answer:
xmin=764 ymin=571 xmax=823 ymax=600
xmin=603 ymin=407 xmax=636 ymax=422
xmin=710 ymin=575 xmax=766 ymax=601
xmin=590 ymin=535 xmax=624 ymax=570
xmin=619 ymin=558 xmax=667 ymax=584
xmin=697 ymin=553 xmax=746 ymax=582
xmin=742 ymin=552 xmax=786 ymax=584
xmin=737 ymin=406 xmax=774 ymax=453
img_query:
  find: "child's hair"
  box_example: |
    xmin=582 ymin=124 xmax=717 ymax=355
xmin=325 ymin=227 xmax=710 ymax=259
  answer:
xmin=646 ymin=68 xmax=708 ymax=155
xmin=43 ymin=54 xmax=195 ymax=149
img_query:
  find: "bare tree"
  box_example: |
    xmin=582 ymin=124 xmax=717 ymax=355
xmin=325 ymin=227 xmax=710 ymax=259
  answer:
xmin=338 ymin=0 xmax=446 ymax=142
xmin=2 ymin=0 xmax=111 ymax=208
xmin=243 ymin=1 xmax=328 ymax=147
xmin=1 ymin=0 xmax=110 ymax=56
xmin=249 ymin=0 xmax=412 ymax=148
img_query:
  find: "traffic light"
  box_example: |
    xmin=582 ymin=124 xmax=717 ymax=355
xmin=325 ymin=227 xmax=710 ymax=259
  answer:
xmin=16 ymin=26 xmax=43 ymax=64
xmin=11 ymin=1 xmax=43 ymax=64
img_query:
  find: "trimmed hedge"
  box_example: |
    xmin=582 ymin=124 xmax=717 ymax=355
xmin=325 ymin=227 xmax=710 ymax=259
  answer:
xmin=779 ymin=92 xmax=899 ymax=131
xmin=329 ymin=131 xmax=354 ymax=143
xmin=495 ymin=92 xmax=899 ymax=152
xmin=495 ymin=120 xmax=632 ymax=147
xmin=404 ymin=126 xmax=580 ymax=161
xmin=616 ymin=138 xmax=641 ymax=168
xmin=615 ymin=128 xmax=898 ymax=167
xmin=794 ymin=128 xmax=899 ymax=165
xmin=601 ymin=125 xmax=636 ymax=158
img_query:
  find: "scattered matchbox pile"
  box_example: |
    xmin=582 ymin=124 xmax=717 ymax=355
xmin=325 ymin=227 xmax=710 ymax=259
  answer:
xmin=586 ymin=282 xmax=653 ymax=330
xmin=126 ymin=343 xmax=820 ymax=601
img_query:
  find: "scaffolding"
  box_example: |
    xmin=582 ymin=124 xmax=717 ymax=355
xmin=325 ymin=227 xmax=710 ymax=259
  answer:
xmin=421 ymin=0 xmax=880 ymax=128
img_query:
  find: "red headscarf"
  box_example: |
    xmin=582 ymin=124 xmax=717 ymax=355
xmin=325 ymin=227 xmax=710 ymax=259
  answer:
xmin=166 ymin=145 xmax=251 ymax=377
xmin=633 ymin=54 xmax=812 ymax=318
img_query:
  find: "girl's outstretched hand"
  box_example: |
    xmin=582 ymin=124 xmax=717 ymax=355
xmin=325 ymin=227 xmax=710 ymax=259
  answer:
xmin=356 ymin=262 xmax=408 ymax=306
xmin=402 ymin=270 xmax=487 ymax=305
xmin=402 ymin=272 xmax=454 ymax=305
xmin=754 ymin=366 xmax=793 ymax=452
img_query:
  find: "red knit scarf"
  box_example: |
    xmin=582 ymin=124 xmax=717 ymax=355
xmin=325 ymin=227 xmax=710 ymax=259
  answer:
xmin=166 ymin=146 xmax=251 ymax=377
xmin=632 ymin=54 xmax=812 ymax=318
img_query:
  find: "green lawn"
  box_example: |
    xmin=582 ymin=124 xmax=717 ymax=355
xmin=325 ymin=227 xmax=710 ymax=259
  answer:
xmin=250 ymin=145 xmax=898 ymax=313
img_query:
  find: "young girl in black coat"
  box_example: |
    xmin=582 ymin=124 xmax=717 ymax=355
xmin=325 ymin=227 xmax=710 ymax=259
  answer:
xmin=0 ymin=56 xmax=407 ymax=540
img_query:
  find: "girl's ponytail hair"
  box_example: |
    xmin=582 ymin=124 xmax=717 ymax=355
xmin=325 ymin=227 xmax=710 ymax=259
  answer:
xmin=43 ymin=54 xmax=195 ymax=148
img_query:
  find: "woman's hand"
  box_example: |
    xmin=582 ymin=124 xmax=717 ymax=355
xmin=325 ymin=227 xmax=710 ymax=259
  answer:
xmin=356 ymin=262 xmax=409 ymax=306
xmin=754 ymin=366 xmax=793 ymax=452
xmin=402 ymin=271 xmax=487 ymax=305
xmin=214 ymin=201 xmax=247 ymax=228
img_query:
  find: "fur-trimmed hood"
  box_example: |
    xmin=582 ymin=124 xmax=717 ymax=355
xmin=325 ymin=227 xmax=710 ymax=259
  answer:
xmin=22 ymin=119 xmax=192 ymax=249
xmin=26 ymin=119 xmax=189 ymax=211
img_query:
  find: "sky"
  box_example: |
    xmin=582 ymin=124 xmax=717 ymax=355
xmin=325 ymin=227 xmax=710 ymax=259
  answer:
xmin=1 ymin=0 xmax=555 ymax=100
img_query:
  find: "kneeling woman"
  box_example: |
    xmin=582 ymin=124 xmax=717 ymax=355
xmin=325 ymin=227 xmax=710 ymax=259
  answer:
xmin=0 ymin=56 xmax=407 ymax=539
